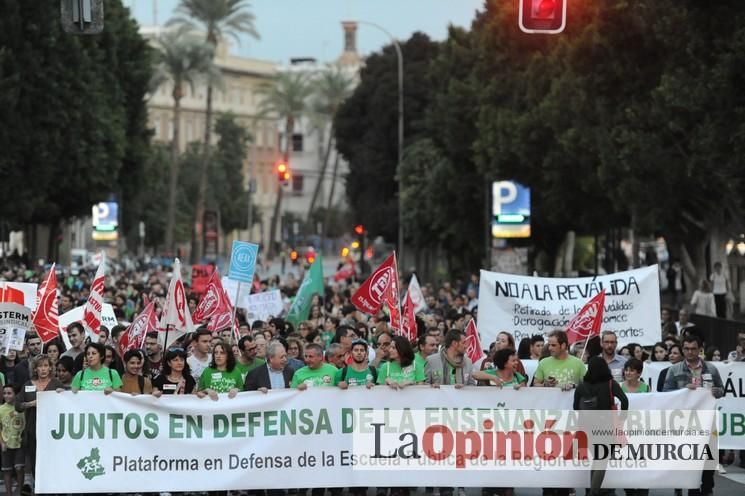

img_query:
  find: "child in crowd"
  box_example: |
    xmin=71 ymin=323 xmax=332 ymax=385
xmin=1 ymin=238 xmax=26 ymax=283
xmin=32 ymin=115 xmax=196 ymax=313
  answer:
xmin=0 ymin=384 xmax=25 ymax=496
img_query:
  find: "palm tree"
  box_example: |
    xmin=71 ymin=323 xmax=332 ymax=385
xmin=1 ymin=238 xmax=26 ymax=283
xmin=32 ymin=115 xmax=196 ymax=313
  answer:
xmin=150 ymin=27 xmax=218 ymax=255
xmin=168 ymin=0 xmax=259 ymax=263
xmin=306 ymin=65 xmax=355 ymax=224
xmin=256 ymin=70 xmax=313 ymax=257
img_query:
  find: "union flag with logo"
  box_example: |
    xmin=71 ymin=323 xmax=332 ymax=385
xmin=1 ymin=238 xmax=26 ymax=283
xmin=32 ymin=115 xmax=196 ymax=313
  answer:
xmin=565 ymin=290 xmax=606 ymax=345
xmin=350 ymin=253 xmax=397 ymax=315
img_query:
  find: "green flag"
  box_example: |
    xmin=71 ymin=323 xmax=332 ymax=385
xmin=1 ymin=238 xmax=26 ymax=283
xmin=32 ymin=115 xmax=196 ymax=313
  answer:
xmin=286 ymin=255 xmax=324 ymax=327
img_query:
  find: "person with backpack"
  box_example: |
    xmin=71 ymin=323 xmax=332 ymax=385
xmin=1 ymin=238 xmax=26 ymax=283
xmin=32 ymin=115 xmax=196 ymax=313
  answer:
xmin=335 ymin=339 xmax=377 ymax=389
xmin=70 ymin=343 xmax=123 ymax=393
xmin=120 ymin=350 xmax=153 ymax=395
xmin=574 ymin=356 xmax=629 ymax=496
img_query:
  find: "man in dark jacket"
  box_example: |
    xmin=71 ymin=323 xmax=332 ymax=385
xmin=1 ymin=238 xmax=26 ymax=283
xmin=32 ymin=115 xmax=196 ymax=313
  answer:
xmin=244 ymin=341 xmax=293 ymax=392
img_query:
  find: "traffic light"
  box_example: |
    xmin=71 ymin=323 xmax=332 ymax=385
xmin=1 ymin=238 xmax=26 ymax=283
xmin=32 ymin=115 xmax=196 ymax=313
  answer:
xmin=354 ymin=224 xmax=365 ymax=236
xmin=519 ymin=0 xmax=566 ymax=34
xmin=276 ymin=161 xmax=291 ymax=185
xmin=289 ymin=249 xmax=299 ymax=264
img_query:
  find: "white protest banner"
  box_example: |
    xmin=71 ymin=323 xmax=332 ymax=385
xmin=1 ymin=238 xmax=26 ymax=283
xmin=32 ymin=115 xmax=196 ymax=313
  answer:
xmin=58 ymin=304 xmax=117 ymax=347
xmin=222 ymin=277 xmax=253 ymax=307
xmin=0 ymin=282 xmax=38 ymax=311
xmin=478 ymin=265 xmax=661 ymax=347
xmin=37 ymin=387 xmax=714 ymax=494
xmin=0 ymin=303 xmax=31 ymax=353
xmin=639 ymin=360 xmax=745 ymax=449
xmin=242 ymin=290 xmax=283 ymax=321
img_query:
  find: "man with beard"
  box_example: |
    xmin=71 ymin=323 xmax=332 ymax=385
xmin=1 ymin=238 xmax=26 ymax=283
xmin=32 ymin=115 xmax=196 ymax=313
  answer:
xmin=425 ymin=330 xmax=476 ymax=388
xmin=335 ymin=339 xmax=377 ymax=389
xmin=144 ymin=332 xmax=163 ymax=380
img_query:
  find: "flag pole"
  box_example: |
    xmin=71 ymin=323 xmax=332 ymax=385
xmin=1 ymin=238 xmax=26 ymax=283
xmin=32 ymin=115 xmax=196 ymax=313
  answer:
xmin=395 ymin=251 xmax=402 ymax=333
xmin=231 ymin=282 xmax=241 ymax=344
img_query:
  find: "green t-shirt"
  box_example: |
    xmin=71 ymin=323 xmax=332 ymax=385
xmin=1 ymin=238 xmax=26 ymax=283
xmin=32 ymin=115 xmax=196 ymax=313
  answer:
xmin=534 ymin=356 xmax=586 ymax=386
xmin=483 ymin=369 xmax=527 ymax=387
xmin=377 ymin=360 xmax=425 ymax=385
xmin=235 ymin=358 xmax=266 ymax=383
xmin=291 ymin=364 xmax=338 ymax=388
xmin=197 ymin=367 xmax=244 ymax=393
xmin=72 ymin=367 xmax=123 ymax=391
xmin=621 ymin=381 xmax=649 ymax=393
xmin=0 ymin=403 xmax=24 ymax=449
xmin=414 ymin=352 xmax=427 ymax=371
xmin=334 ymin=366 xmax=376 ymax=387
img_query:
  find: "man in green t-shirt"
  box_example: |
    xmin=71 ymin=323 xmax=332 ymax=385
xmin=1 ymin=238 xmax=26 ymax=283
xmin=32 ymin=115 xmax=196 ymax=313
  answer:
xmin=414 ymin=334 xmax=438 ymax=371
xmin=291 ymin=344 xmax=337 ymax=390
xmin=335 ymin=340 xmax=376 ymax=389
xmin=533 ymin=329 xmax=586 ymax=390
xmin=236 ymin=335 xmax=266 ymax=382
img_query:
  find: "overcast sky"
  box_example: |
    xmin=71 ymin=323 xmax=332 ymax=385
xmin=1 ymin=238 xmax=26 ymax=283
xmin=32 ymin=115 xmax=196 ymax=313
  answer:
xmin=129 ymin=0 xmax=485 ymax=63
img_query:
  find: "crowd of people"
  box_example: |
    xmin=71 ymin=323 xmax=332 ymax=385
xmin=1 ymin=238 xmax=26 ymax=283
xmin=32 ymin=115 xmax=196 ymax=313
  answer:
xmin=0 ymin=261 xmax=744 ymax=496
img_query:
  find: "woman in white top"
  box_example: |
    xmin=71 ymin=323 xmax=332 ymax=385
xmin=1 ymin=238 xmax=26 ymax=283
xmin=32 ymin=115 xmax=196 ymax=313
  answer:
xmin=690 ymin=279 xmax=716 ymax=317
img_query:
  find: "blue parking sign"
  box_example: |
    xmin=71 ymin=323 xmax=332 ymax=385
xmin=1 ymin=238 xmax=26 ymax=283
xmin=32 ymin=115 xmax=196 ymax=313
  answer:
xmin=228 ymin=241 xmax=259 ymax=283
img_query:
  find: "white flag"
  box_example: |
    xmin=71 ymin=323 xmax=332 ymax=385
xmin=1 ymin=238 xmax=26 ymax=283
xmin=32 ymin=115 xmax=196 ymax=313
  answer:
xmin=82 ymin=252 xmax=105 ymax=337
xmin=159 ymin=259 xmax=195 ymax=348
xmin=408 ymin=273 xmax=427 ymax=313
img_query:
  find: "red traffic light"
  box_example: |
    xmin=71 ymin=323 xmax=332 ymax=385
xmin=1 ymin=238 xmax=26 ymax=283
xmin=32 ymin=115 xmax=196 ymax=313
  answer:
xmin=354 ymin=224 xmax=365 ymax=236
xmin=519 ymin=0 xmax=566 ymax=34
xmin=276 ymin=161 xmax=291 ymax=183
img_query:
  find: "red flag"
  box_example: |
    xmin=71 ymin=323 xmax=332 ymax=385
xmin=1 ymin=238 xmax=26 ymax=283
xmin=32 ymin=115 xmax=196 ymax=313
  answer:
xmin=191 ymin=264 xmax=215 ymax=296
xmin=192 ymin=270 xmax=226 ymax=323
xmin=400 ymin=289 xmax=417 ymax=342
xmin=350 ymin=253 xmax=397 ymax=314
xmin=565 ymin=290 xmax=606 ymax=345
xmin=385 ymin=255 xmax=401 ymax=330
xmin=118 ymin=301 xmax=158 ymax=357
xmin=32 ymin=265 xmax=59 ymax=344
xmin=0 ymin=285 xmax=25 ymax=305
xmin=82 ymin=253 xmax=105 ymax=337
xmin=464 ymin=318 xmax=484 ymax=364
xmin=159 ymin=259 xmax=195 ymax=349
xmin=205 ymin=288 xmax=240 ymax=345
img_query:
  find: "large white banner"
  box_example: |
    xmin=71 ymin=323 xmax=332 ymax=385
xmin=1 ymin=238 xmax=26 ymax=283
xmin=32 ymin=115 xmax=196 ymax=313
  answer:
xmin=478 ymin=266 xmax=661 ymax=347
xmin=37 ymin=387 xmax=713 ymax=493
xmin=640 ymin=360 xmax=745 ymax=449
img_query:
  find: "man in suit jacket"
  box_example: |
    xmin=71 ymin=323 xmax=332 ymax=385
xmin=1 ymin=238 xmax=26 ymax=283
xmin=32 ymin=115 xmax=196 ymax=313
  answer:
xmin=244 ymin=341 xmax=293 ymax=392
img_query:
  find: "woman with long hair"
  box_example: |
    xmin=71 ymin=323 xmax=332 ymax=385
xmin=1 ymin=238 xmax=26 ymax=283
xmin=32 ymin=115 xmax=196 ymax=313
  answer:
xmin=196 ymin=342 xmax=242 ymax=400
xmin=376 ymin=335 xmax=424 ymax=389
xmin=120 ymin=349 xmax=153 ymax=395
xmin=56 ymin=356 xmax=74 ymax=390
xmin=153 ymin=348 xmax=195 ymax=395
xmin=574 ymin=357 xmax=629 ymax=496
xmin=45 ymin=340 xmax=63 ymax=370
xmin=650 ymin=342 xmax=668 ymax=362
xmin=657 ymin=344 xmax=683 ymax=392
xmin=70 ymin=343 xmax=123 ymax=393
xmin=16 ymin=355 xmax=63 ymax=482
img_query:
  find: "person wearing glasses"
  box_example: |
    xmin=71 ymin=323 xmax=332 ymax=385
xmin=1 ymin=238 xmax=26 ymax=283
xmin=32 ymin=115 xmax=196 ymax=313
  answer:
xmin=236 ymin=335 xmax=265 ymax=382
xmin=371 ymin=332 xmax=393 ymax=368
xmin=663 ymin=334 xmax=723 ymax=496
xmin=153 ymin=348 xmax=195 ymax=395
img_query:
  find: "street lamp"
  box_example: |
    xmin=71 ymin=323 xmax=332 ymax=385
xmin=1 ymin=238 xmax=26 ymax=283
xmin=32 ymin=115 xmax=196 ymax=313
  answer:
xmin=355 ymin=20 xmax=405 ymax=267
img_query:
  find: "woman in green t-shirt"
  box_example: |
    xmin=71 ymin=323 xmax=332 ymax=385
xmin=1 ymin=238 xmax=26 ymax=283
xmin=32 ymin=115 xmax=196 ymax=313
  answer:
xmin=197 ymin=342 xmax=242 ymax=400
xmin=620 ymin=358 xmax=649 ymax=393
xmin=70 ymin=343 xmax=123 ymax=393
xmin=473 ymin=348 xmax=527 ymax=389
xmin=377 ymin=336 xmax=424 ymax=389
